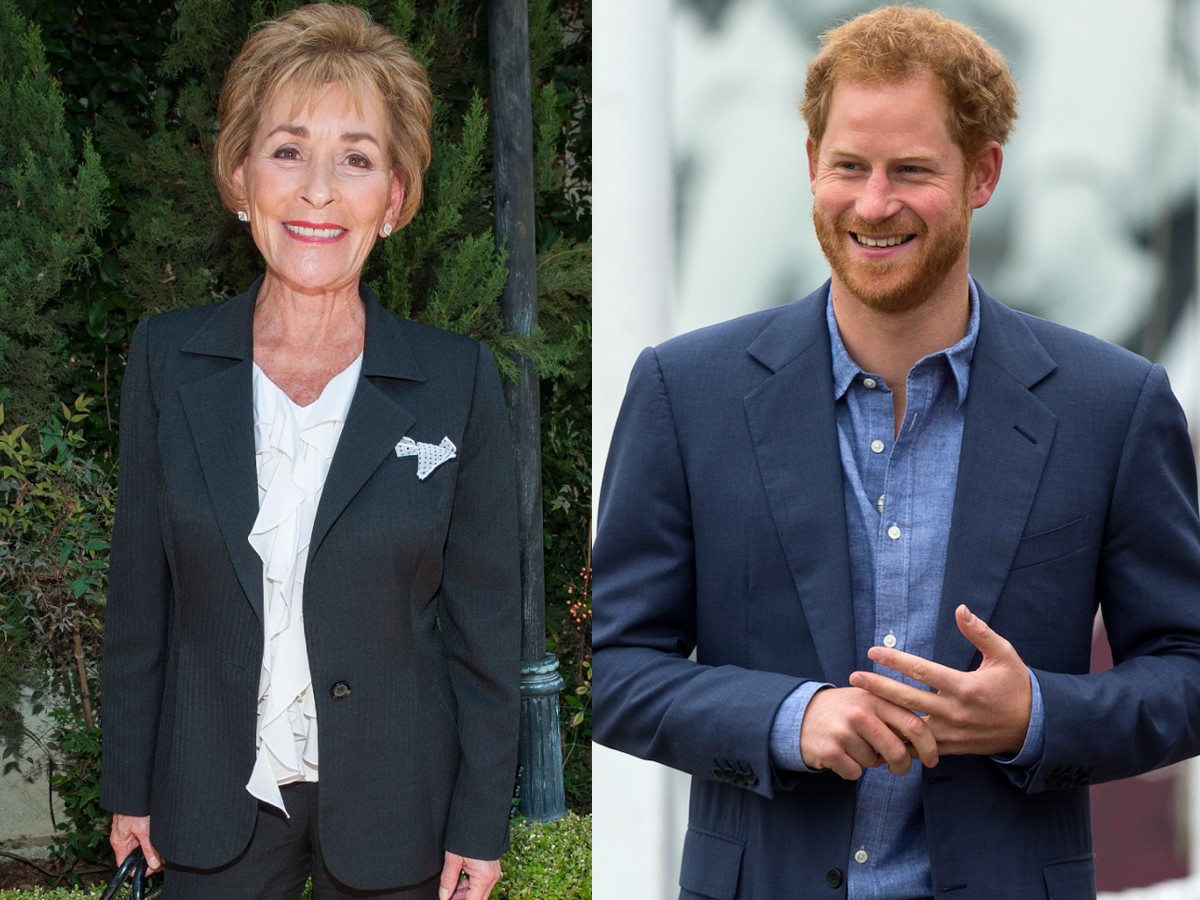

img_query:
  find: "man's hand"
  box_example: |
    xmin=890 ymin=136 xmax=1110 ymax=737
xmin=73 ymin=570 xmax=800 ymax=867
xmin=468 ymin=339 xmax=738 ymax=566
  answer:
xmin=109 ymin=813 xmax=162 ymax=874
xmin=439 ymin=851 xmax=501 ymax=900
xmin=850 ymin=604 xmax=1032 ymax=756
xmin=800 ymin=685 xmax=938 ymax=780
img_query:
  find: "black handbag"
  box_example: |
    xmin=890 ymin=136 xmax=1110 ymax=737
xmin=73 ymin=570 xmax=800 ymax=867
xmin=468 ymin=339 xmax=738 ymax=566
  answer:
xmin=99 ymin=847 xmax=162 ymax=900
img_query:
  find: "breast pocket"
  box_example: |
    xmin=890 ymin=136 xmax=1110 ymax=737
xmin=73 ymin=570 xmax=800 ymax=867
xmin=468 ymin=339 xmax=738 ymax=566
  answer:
xmin=1011 ymin=516 xmax=1090 ymax=571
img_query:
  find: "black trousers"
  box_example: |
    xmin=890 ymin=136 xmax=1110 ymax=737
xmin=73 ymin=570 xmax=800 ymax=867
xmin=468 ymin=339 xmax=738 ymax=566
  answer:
xmin=162 ymin=782 xmax=440 ymax=900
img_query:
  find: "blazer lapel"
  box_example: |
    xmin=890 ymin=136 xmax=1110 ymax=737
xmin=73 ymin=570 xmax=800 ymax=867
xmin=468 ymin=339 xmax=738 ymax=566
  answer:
xmin=178 ymin=287 xmax=263 ymax=619
xmin=936 ymin=291 xmax=1058 ymax=670
xmin=744 ymin=286 xmax=857 ymax=685
xmin=308 ymin=289 xmax=422 ymax=563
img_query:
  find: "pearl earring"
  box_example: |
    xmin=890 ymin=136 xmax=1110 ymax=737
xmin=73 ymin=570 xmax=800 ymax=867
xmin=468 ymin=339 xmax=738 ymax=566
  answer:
xmin=237 ymin=211 xmax=248 ymax=222
xmin=381 ymin=223 xmax=393 ymax=237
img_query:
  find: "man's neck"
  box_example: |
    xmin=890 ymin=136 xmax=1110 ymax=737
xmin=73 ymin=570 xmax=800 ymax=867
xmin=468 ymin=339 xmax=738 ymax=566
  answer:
xmin=830 ymin=273 xmax=973 ymax=433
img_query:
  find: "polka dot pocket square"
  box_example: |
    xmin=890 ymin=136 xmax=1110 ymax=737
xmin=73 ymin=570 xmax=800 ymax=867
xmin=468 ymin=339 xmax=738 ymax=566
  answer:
xmin=394 ymin=435 xmax=457 ymax=480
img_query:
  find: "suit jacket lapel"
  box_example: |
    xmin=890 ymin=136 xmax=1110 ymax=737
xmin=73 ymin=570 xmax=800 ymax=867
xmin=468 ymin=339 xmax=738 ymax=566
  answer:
xmin=936 ymin=291 xmax=1058 ymax=670
xmin=308 ymin=289 xmax=422 ymax=564
xmin=178 ymin=286 xmax=263 ymax=619
xmin=744 ymin=286 xmax=857 ymax=685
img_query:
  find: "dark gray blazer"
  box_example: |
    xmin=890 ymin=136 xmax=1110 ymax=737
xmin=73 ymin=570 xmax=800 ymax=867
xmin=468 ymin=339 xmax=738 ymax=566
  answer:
xmin=100 ymin=279 xmax=521 ymax=890
xmin=593 ymin=282 xmax=1200 ymax=899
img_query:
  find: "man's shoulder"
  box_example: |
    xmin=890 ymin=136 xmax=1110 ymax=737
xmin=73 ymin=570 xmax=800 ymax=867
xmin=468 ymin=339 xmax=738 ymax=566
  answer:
xmin=651 ymin=284 xmax=829 ymax=370
xmin=984 ymin=295 xmax=1155 ymax=380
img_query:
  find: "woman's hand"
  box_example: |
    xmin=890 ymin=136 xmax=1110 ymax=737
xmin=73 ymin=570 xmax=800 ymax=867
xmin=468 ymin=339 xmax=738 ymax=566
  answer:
xmin=438 ymin=851 xmax=500 ymax=900
xmin=109 ymin=813 xmax=163 ymax=874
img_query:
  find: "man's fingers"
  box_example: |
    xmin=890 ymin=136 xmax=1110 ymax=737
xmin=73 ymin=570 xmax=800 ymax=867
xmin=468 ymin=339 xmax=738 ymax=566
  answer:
xmin=863 ymin=646 xmax=957 ymax=694
xmin=955 ymin=604 xmax=1016 ymax=662
xmin=847 ymin=675 xmax=939 ymax=768
xmin=877 ymin=701 xmax=938 ymax=768
xmin=850 ymin=670 xmax=937 ymax=715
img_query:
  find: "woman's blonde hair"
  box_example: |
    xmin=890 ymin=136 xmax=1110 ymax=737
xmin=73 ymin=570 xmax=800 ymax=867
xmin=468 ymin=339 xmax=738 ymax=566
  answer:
xmin=213 ymin=3 xmax=432 ymax=228
xmin=800 ymin=5 xmax=1018 ymax=164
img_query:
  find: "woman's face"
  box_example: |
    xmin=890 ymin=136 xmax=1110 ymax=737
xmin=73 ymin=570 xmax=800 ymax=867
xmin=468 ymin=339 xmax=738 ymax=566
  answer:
xmin=233 ymin=81 xmax=404 ymax=298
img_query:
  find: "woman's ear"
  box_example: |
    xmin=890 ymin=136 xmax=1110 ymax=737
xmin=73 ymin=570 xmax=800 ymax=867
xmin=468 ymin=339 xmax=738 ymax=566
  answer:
xmin=388 ymin=173 xmax=407 ymax=225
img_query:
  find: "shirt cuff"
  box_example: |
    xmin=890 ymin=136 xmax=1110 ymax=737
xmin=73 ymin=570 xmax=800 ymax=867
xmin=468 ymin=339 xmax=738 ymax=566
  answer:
xmin=992 ymin=668 xmax=1045 ymax=769
xmin=770 ymin=682 xmax=833 ymax=772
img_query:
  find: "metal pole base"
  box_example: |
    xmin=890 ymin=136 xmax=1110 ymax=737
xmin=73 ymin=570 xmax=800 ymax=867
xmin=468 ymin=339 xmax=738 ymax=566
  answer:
xmin=517 ymin=653 xmax=567 ymax=821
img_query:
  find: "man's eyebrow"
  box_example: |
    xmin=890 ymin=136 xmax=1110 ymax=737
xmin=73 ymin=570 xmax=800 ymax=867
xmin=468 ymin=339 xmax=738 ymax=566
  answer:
xmin=824 ymin=144 xmax=942 ymax=164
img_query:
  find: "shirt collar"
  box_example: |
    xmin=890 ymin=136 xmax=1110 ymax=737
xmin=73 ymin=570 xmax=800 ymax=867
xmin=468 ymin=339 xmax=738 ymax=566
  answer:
xmin=826 ymin=277 xmax=980 ymax=407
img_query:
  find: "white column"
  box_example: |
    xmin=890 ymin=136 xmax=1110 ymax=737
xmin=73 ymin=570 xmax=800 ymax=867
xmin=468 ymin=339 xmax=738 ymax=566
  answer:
xmin=593 ymin=1 xmax=679 ymax=897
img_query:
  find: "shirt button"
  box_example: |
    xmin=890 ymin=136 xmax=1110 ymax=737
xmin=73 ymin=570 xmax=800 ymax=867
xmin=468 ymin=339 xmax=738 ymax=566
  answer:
xmin=862 ymin=377 xmax=878 ymax=389
xmin=870 ymin=439 xmax=885 ymax=454
xmin=887 ymin=524 xmax=901 ymax=540
xmin=854 ymin=848 xmax=869 ymax=864
xmin=882 ymin=632 xmax=897 ymax=649
xmin=876 ymin=495 xmax=885 ymax=514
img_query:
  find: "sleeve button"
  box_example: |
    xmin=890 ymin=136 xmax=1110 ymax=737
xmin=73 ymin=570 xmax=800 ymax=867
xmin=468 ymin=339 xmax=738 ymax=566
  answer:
xmin=330 ymin=681 xmax=352 ymax=700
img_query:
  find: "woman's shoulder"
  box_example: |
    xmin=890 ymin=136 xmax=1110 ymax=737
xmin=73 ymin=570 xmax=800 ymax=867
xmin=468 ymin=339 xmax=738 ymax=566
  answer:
xmin=135 ymin=288 xmax=255 ymax=349
xmin=362 ymin=287 xmax=494 ymax=374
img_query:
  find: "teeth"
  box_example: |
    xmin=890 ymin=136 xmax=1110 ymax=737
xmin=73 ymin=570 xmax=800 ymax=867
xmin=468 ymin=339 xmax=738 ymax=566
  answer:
xmin=855 ymin=234 xmax=909 ymax=248
xmin=285 ymin=223 xmax=344 ymax=238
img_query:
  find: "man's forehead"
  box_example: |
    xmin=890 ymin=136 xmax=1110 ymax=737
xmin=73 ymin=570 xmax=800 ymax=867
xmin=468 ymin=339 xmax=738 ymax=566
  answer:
xmin=821 ymin=73 xmax=955 ymax=144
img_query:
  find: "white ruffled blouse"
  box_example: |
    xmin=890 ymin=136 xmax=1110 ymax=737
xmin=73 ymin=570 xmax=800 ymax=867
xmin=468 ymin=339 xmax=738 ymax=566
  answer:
xmin=244 ymin=354 xmax=362 ymax=814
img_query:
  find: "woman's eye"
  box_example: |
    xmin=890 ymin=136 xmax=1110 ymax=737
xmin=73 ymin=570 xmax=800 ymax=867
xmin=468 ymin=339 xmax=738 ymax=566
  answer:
xmin=346 ymin=153 xmax=372 ymax=169
xmin=272 ymin=146 xmax=301 ymax=160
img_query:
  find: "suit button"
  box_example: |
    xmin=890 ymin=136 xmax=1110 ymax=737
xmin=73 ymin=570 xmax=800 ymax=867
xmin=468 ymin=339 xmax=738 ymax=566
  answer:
xmin=711 ymin=766 xmax=724 ymax=780
xmin=745 ymin=773 xmax=759 ymax=787
xmin=330 ymin=681 xmax=352 ymax=700
xmin=825 ymin=867 xmax=844 ymax=888
xmin=723 ymin=767 xmax=737 ymax=781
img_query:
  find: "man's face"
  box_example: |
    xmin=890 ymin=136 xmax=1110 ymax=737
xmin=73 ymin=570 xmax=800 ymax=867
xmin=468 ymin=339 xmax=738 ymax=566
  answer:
xmin=808 ymin=71 xmax=989 ymax=314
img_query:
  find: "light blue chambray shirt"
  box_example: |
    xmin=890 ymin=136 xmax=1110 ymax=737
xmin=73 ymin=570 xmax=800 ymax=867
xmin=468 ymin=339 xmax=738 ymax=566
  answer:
xmin=769 ymin=280 xmax=1045 ymax=898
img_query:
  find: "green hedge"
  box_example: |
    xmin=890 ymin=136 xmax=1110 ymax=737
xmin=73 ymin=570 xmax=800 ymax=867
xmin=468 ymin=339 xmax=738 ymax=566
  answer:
xmin=0 ymin=813 xmax=591 ymax=900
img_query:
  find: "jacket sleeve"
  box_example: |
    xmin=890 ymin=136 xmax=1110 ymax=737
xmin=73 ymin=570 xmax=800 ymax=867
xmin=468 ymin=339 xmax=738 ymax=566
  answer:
xmin=1029 ymin=363 xmax=1200 ymax=790
xmin=593 ymin=348 xmax=807 ymax=799
xmin=100 ymin=317 xmax=172 ymax=815
xmin=439 ymin=342 xmax=522 ymax=859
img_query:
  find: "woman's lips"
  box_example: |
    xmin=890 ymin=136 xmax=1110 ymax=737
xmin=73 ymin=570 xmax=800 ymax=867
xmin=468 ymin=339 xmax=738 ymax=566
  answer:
xmin=283 ymin=222 xmax=347 ymax=240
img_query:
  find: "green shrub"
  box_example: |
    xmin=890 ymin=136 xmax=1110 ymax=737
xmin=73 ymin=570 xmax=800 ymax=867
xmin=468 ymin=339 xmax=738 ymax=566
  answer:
xmin=0 ymin=398 xmax=114 ymax=871
xmin=497 ymin=813 xmax=591 ymax=899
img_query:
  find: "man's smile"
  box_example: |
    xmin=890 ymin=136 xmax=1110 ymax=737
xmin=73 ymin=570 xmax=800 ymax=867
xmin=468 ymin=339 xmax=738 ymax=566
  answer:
xmin=852 ymin=233 xmax=915 ymax=248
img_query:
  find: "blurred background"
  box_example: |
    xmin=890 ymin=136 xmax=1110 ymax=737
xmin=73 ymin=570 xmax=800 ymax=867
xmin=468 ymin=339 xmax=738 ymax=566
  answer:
xmin=593 ymin=0 xmax=1200 ymax=896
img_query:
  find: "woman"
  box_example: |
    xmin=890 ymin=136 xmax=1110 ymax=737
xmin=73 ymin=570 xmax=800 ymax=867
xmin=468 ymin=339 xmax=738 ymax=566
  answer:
xmin=99 ymin=6 xmax=521 ymax=899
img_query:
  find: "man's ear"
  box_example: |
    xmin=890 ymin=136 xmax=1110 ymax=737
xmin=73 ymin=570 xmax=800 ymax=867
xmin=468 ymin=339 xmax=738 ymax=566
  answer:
xmin=806 ymin=136 xmax=819 ymax=194
xmin=968 ymin=142 xmax=1003 ymax=210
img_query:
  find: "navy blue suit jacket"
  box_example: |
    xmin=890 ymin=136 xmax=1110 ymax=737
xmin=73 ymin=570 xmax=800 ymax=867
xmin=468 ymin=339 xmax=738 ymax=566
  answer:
xmin=100 ymin=280 xmax=521 ymax=889
xmin=593 ymin=283 xmax=1200 ymax=899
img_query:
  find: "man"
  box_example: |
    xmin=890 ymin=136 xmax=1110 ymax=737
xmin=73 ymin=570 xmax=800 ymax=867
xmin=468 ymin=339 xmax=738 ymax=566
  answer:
xmin=592 ymin=6 xmax=1200 ymax=899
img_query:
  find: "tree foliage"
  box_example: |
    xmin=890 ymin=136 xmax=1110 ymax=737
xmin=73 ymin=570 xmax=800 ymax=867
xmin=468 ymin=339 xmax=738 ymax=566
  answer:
xmin=0 ymin=0 xmax=106 ymax=425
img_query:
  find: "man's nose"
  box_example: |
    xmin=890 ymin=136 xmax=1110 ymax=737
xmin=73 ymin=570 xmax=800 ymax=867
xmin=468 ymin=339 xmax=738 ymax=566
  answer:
xmin=854 ymin=170 xmax=901 ymax=222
